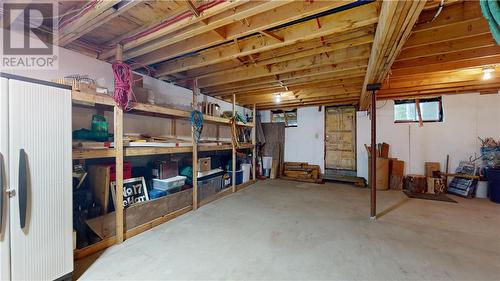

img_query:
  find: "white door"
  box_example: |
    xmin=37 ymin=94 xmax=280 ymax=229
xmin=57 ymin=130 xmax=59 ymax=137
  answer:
xmin=8 ymin=79 xmax=73 ymax=280
xmin=0 ymin=77 xmax=11 ymax=281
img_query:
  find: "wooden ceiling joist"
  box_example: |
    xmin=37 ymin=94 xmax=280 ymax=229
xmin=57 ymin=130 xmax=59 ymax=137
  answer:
xmin=98 ymin=0 xmax=247 ymax=60
xmin=58 ymin=0 xmax=122 ymax=46
xmin=218 ymin=77 xmax=365 ymax=99
xmin=164 ymin=27 xmax=374 ymax=81
xmin=202 ymin=67 xmax=368 ymax=98
xmin=130 ymin=0 xmax=362 ymax=66
xmin=154 ymin=2 xmax=379 ymax=77
xmin=124 ymin=0 xmax=292 ymax=61
xmin=359 ymin=0 xmax=427 ymax=109
xmin=377 ymin=1 xmax=500 ymax=102
xmin=197 ymin=43 xmax=371 ymax=88
xmin=202 ymin=61 xmax=368 ymax=96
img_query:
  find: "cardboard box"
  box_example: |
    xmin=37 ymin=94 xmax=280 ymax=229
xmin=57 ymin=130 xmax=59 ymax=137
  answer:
xmin=198 ymin=157 xmax=211 ymax=172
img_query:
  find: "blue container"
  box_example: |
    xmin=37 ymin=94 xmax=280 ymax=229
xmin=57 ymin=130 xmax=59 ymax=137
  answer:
xmin=149 ymin=188 xmax=167 ymax=199
xmin=486 ymin=168 xmax=500 ymax=204
xmin=230 ymin=169 xmax=244 ymax=185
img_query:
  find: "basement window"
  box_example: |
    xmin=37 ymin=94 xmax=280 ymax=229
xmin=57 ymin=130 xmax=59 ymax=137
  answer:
xmin=271 ymin=109 xmax=298 ymax=127
xmin=394 ymin=97 xmax=443 ymax=123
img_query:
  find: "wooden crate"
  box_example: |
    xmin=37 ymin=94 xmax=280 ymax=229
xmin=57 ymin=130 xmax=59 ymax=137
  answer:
xmin=86 ymin=189 xmax=193 ymax=239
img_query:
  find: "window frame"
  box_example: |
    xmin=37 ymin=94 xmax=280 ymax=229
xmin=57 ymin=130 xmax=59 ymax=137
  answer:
xmin=394 ymin=97 xmax=443 ymax=124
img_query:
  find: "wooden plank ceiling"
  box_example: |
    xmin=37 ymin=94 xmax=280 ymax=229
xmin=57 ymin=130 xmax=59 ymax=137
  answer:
xmin=377 ymin=0 xmax=500 ymax=102
xmin=58 ymin=0 xmax=499 ymax=110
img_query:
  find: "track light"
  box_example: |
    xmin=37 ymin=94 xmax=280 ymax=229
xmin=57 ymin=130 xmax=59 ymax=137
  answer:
xmin=482 ymin=66 xmax=495 ymax=80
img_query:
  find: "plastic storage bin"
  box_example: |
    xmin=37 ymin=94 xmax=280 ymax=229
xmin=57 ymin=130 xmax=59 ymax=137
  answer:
xmin=241 ymin=164 xmax=251 ymax=183
xmin=153 ymin=176 xmax=186 ymax=192
xmin=230 ymin=169 xmax=244 ymax=185
xmin=486 ymin=168 xmax=500 ymax=203
xmin=198 ymin=174 xmax=223 ymax=201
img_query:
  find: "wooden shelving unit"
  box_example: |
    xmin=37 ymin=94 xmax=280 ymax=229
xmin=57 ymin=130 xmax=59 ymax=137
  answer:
xmin=72 ymin=89 xmax=257 ymax=259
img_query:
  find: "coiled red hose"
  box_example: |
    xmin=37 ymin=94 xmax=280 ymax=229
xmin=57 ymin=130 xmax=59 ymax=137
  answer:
xmin=112 ymin=61 xmax=135 ymax=110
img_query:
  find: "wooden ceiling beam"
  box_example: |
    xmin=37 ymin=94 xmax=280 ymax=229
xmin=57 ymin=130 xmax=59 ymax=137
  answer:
xmin=99 ymin=0 xmax=248 ymax=60
xmin=378 ymin=82 xmax=500 ymax=99
xmin=169 ymin=28 xmax=374 ymax=80
xmin=195 ymin=35 xmax=373 ymax=81
xmin=359 ymin=0 xmax=426 ymax=109
xmin=254 ymin=96 xmax=359 ymax=109
xmin=125 ymin=0 xmax=292 ymax=61
xmin=185 ymin=0 xmax=201 ymax=17
xmin=403 ymin=18 xmax=490 ymax=49
xmin=131 ymin=0 xmax=358 ymax=65
xmin=217 ymin=78 xmax=365 ymax=99
xmin=391 ymin=48 xmax=500 ymax=76
xmin=203 ymin=66 xmax=368 ymax=95
xmin=58 ymin=0 xmax=121 ymax=46
xmin=414 ymin=1 xmax=483 ymax=32
xmin=154 ymin=2 xmax=379 ymax=77
xmin=198 ymin=45 xmax=371 ymax=88
xmin=396 ymin=34 xmax=497 ymax=62
xmin=380 ymin=77 xmax=500 ymax=96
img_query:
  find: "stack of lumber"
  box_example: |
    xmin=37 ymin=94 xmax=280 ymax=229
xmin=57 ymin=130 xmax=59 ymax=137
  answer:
xmin=282 ymin=162 xmax=322 ymax=183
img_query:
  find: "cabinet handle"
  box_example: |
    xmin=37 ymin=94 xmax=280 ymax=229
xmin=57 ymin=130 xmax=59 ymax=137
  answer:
xmin=19 ymin=149 xmax=28 ymax=229
xmin=0 ymin=153 xmax=4 ymax=234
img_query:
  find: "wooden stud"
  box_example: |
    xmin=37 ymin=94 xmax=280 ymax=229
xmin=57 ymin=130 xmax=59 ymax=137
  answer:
xmin=114 ymin=44 xmax=124 ymax=244
xmin=252 ymin=104 xmax=256 ymax=180
xmin=192 ymin=80 xmax=199 ymax=210
xmin=232 ymin=94 xmax=236 ymax=193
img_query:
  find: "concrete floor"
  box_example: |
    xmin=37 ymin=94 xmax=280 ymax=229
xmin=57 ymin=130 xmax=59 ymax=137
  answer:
xmin=76 ymin=180 xmax=500 ymax=280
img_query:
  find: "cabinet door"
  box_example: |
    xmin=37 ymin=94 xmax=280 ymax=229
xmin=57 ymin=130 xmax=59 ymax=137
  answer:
xmin=0 ymin=77 xmax=10 ymax=281
xmin=8 ymin=79 xmax=72 ymax=280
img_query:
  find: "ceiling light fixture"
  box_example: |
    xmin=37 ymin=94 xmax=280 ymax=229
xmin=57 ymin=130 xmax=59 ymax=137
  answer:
xmin=482 ymin=66 xmax=495 ymax=80
xmin=274 ymin=93 xmax=281 ymax=103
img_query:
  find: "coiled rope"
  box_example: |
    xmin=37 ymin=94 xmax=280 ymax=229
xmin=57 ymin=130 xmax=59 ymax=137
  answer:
xmin=190 ymin=110 xmax=203 ymax=144
xmin=229 ymin=117 xmax=240 ymax=148
xmin=112 ymin=61 xmax=135 ymax=111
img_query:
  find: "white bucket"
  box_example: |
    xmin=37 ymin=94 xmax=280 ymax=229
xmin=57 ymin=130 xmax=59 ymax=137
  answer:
xmin=242 ymin=164 xmax=251 ymax=183
xmin=476 ymin=181 xmax=489 ymax=199
xmin=262 ymin=157 xmax=273 ymax=169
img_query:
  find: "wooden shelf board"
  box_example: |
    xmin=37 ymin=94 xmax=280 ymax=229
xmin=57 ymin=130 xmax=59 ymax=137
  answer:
xmin=73 ymin=149 xmax=116 ymax=159
xmin=72 ymin=90 xmax=115 ymax=107
xmin=198 ymin=144 xmax=232 ymax=152
xmin=125 ymin=146 xmax=192 ymax=157
xmin=73 ymin=144 xmax=254 ymax=159
xmin=237 ymin=143 xmax=254 ymax=149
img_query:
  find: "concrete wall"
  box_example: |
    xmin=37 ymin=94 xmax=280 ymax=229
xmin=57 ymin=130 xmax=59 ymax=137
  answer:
xmin=260 ymin=92 xmax=500 ymax=178
xmin=356 ymin=93 xmax=500 ymax=180
xmin=260 ymin=107 xmax=325 ymax=172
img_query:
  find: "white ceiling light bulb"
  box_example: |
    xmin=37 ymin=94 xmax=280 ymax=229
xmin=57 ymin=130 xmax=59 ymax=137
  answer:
xmin=482 ymin=67 xmax=495 ymax=80
xmin=274 ymin=93 xmax=281 ymax=103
